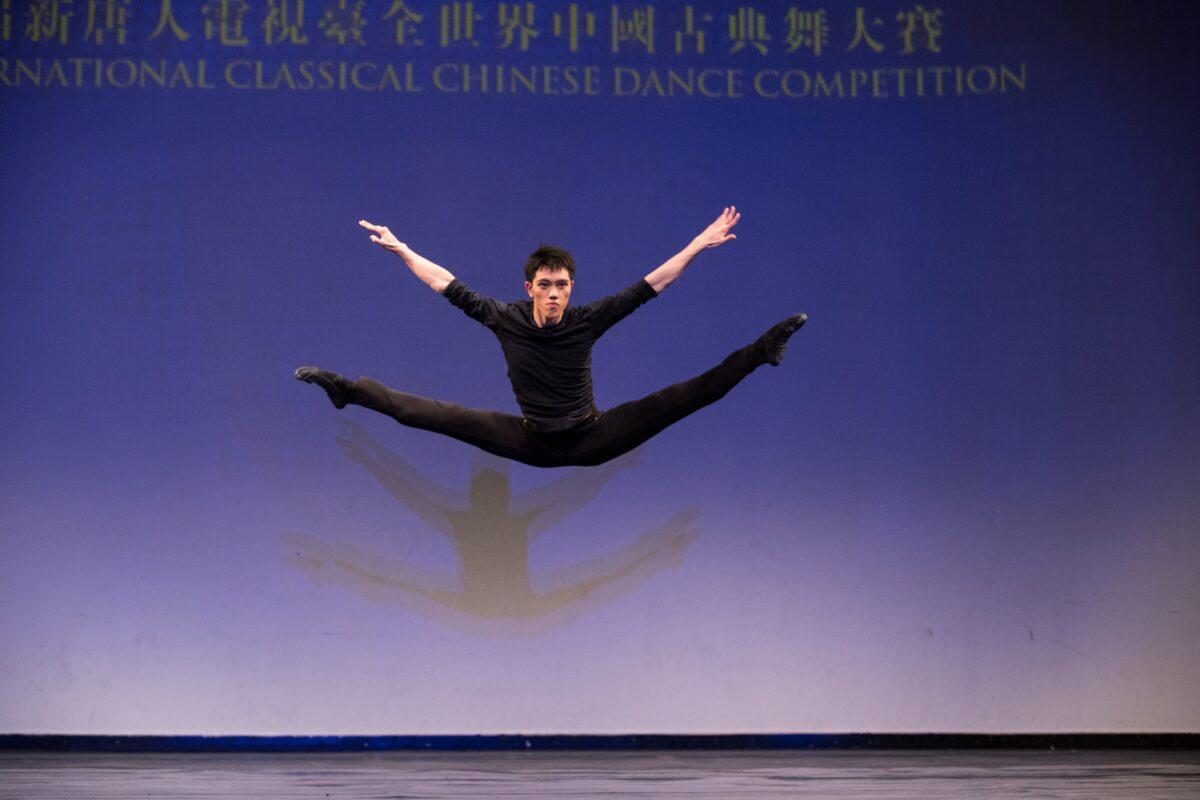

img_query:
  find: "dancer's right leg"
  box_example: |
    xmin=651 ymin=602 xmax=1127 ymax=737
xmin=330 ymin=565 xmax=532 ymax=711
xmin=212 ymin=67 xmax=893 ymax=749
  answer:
xmin=351 ymin=377 xmax=541 ymax=465
xmin=298 ymin=368 xmax=545 ymax=465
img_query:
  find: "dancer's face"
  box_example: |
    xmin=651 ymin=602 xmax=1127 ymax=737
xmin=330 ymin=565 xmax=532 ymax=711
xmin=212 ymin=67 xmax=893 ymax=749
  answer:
xmin=525 ymin=267 xmax=574 ymax=327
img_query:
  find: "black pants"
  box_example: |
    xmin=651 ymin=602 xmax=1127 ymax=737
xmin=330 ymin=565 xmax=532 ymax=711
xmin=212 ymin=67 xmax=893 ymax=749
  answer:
xmin=348 ymin=342 xmax=767 ymax=468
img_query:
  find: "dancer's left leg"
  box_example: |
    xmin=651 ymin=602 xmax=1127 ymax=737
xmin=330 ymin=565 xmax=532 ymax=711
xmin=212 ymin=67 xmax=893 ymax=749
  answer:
xmin=568 ymin=313 xmax=806 ymax=466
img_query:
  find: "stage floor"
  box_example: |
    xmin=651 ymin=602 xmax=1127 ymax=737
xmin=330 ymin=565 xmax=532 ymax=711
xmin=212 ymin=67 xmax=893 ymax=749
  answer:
xmin=2 ymin=749 xmax=1198 ymax=798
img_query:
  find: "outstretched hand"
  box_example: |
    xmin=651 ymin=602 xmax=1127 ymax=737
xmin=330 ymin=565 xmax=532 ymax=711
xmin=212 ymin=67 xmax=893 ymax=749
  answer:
xmin=358 ymin=219 xmax=408 ymax=256
xmin=694 ymin=206 xmax=740 ymax=249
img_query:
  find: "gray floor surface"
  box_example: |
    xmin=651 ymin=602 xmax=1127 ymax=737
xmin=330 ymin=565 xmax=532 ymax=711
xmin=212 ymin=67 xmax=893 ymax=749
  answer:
xmin=1 ymin=750 xmax=1198 ymax=799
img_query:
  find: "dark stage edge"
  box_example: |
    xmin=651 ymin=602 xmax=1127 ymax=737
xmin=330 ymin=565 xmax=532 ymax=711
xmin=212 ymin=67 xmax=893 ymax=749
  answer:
xmin=2 ymin=733 xmax=1196 ymax=752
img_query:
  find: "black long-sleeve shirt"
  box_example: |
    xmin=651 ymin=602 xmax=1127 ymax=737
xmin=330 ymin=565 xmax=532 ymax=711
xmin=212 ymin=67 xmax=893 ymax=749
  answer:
xmin=443 ymin=278 xmax=658 ymax=432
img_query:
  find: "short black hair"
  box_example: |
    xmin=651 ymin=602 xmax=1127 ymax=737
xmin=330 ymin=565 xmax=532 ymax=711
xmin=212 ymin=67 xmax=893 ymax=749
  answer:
xmin=524 ymin=245 xmax=575 ymax=283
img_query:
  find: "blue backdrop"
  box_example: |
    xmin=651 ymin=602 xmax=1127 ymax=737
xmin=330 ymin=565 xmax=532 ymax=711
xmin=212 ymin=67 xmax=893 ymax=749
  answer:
xmin=1 ymin=0 xmax=1197 ymax=734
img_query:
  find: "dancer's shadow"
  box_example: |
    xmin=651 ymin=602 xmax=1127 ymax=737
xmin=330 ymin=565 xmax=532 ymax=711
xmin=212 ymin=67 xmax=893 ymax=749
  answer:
xmin=283 ymin=421 xmax=699 ymax=637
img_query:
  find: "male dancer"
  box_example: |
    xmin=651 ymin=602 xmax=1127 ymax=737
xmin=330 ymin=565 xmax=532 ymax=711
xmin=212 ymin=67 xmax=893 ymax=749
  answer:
xmin=297 ymin=207 xmax=805 ymax=468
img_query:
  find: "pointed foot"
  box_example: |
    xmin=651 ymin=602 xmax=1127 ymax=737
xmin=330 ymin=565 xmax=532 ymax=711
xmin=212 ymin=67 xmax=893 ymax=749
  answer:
xmin=295 ymin=366 xmax=351 ymax=409
xmin=759 ymin=313 xmax=807 ymax=366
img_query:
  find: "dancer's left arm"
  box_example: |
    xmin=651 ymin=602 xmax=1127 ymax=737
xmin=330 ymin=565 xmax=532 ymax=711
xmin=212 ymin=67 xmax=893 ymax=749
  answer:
xmin=643 ymin=206 xmax=740 ymax=294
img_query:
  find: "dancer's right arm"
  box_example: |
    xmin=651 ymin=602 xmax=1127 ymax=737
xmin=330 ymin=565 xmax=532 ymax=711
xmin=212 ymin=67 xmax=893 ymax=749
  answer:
xmin=358 ymin=220 xmax=455 ymax=293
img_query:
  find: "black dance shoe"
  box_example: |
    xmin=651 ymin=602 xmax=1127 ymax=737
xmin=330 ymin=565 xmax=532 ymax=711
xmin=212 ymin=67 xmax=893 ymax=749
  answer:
xmin=758 ymin=313 xmax=807 ymax=366
xmin=295 ymin=366 xmax=352 ymax=409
